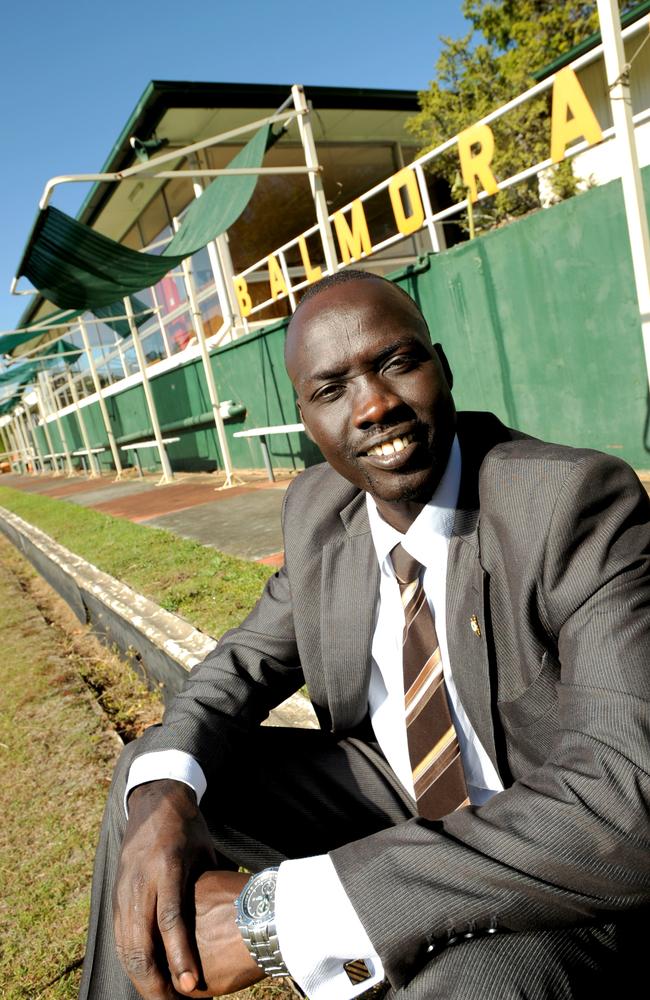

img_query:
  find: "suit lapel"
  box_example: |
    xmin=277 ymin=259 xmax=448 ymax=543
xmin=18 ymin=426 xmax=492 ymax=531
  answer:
xmin=446 ymin=531 xmax=499 ymax=773
xmin=445 ymin=414 xmax=511 ymax=777
xmin=320 ymin=492 xmax=379 ymax=732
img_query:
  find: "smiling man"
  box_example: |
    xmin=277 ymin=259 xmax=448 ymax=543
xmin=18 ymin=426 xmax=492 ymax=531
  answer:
xmin=81 ymin=271 xmax=650 ymax=1000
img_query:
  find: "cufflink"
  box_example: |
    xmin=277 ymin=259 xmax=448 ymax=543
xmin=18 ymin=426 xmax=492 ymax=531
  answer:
xmin=344 ymin=959 xmax=372 ymax=985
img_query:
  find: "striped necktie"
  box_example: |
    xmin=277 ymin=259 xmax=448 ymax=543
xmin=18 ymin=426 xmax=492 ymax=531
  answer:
xmin=390 ymin=542 xmax=469 ymax=820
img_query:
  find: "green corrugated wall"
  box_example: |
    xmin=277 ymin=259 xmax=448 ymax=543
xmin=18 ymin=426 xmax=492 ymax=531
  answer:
xmin=35 ymin=167 xmax=650 ymax=473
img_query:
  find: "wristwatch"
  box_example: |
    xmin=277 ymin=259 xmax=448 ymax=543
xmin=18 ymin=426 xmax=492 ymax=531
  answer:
xmin=235 ymin=866 xmax=289 ymax=978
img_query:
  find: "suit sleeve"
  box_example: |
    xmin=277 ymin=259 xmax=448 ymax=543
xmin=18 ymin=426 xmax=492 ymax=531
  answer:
xmin=329 ymin=453 xmax=650 ymax=990
xmin=129 ymin=489 xmax=304 ymax=784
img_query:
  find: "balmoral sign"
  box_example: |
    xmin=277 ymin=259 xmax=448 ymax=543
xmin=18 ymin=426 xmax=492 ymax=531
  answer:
xmin=232 ymin=66 xmax=605 ymax=321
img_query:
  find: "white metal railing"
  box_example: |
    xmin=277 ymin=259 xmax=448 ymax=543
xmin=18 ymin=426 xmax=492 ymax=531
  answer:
xmin=231 ymin=12 xmax=650 ymax=317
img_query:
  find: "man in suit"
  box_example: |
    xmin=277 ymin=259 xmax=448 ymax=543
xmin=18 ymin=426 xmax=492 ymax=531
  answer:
xmin=80 ymin=271 xmax=650 ymax=1000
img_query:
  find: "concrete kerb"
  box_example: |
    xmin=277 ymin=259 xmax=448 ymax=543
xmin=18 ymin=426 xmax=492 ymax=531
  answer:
xmin=0 ymin=506 xmax=317 ymax=729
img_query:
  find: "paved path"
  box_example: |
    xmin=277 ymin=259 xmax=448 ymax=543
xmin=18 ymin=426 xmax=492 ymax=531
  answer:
xmin=2 ymin=471 xmax=290 ymax=565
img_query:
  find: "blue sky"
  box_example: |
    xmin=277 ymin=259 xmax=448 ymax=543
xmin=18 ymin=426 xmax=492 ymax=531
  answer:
xmin=0 ymin=0 xmax=470 ymax=332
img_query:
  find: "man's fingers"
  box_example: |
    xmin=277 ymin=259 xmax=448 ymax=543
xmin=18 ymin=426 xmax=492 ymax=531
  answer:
xmin=114 ymin=875 xmax=179 ymax=1000
xmin=115 ymin=939 xmax=181 ymax=1000
xmin=157 ymin=878 xmax=201 ymax=995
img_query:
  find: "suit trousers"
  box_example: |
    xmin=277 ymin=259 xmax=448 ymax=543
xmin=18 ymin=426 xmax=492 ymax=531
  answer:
xmin=79 ymin=727 xmax=626 ymax=1000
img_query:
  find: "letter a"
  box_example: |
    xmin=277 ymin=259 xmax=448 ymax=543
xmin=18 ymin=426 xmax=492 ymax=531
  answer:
xmin=550 ymin=67 xmax=603 ymax=163
xmin=268 ymin=255 xmax=289 ymax=300
xmin=457 ymin=124 xmax=499 ymax=203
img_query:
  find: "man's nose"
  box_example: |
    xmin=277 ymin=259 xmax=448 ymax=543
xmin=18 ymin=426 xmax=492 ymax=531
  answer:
xmin=352 ymin=375 xmax=402 ymax=428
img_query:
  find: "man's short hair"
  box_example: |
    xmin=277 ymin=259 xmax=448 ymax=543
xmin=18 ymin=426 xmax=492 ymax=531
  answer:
xmin=292 ymin=268 xmax=427 ymax=323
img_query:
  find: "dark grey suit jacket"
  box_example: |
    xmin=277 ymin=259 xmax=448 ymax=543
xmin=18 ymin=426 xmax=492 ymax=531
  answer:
xmin=135 ymin=411 xmax=650 ymax=989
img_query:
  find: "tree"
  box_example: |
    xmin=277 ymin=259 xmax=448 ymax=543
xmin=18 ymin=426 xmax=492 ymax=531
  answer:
xmin=408 ymin=1 xmax=637 ymax=226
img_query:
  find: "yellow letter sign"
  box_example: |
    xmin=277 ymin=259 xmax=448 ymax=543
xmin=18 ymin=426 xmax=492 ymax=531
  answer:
xmin=333 ymin=200 xmax=372 ymax=264
xmin=550 ymin=66 xmax=603 ymax=163
xmin=233 ymin=277 xmax=252 ymax=318
xmin=388 ymin=168 xmax=425 ymax=236
xmin=457 ymin=124 xmax=499 ymax=203
xmin=268 ymin=255 xmax=288 ymax=300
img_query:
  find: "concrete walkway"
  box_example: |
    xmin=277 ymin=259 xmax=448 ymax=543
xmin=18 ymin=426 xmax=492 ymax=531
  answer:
xmin=2 ymin=470 xmax=290 ymax=565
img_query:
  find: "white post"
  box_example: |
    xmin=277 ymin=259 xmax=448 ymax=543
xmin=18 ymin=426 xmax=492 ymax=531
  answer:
xmin=150 ymin=284 xmax=173 ymax=357
xmin=191 ymin=152 xmax=236 ymax=332
xmin=44 ymin=372 xmax=76 ymax=475
xmin=597 ymin=0 xmax=650 ymax=386
xmin=35 ymin=380 xmax=59 ymax=474
xmin=25 ymin=403 xmax=47 ymax=473
xmin=16 ymin=411 xmax=34 ymax=472
xmin=78 ymin=316 xmax=124 ymax=477
xmin=123 ymin=296 xmax=174 ymax=484
xmin=66 ymin=370 xmax=100 ymax=477
xmin=292 ymin=84 xmax=338 ymax=274
xmin=8 ymin=417 xmax=27 ymax=472
xmin=173 ymin=218 xmax=238 ymax=487
xmin=6 ymin=421 xmax=22 ymax=472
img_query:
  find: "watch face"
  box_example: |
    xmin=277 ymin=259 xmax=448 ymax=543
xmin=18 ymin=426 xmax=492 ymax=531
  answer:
xmin=242 ymin=870 xmax=277 ymax=921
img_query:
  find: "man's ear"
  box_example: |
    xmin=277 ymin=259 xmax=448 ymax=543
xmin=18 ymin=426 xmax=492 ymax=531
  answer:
xmin=296 ymin=401 xmax=315 ymax=443
xmin=433 ymin=343 xmax=453 ymax=390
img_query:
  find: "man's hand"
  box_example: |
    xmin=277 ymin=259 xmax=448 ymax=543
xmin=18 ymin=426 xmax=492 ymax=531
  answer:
xmin=184 ymin=871 xmax=266 ymax=998
xmin=113 ymin=779 xmax=217 ymax=999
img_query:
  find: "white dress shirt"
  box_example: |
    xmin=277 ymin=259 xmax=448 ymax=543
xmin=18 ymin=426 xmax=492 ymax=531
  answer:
xmin=124 ymin=436 xmax=503 ymax=998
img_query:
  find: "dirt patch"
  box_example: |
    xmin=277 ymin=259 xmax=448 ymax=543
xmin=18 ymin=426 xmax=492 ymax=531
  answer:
xmin=11 ymin=550 xmax=164 ymax=741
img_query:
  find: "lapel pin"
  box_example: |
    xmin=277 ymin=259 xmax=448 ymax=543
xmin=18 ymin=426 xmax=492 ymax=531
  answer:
xmin=470 ymin=615 xmax=481 ymax=637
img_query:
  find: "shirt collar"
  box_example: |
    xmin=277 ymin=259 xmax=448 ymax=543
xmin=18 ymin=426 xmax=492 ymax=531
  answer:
xmin=366 ymin=435 xmax=461 ymax=570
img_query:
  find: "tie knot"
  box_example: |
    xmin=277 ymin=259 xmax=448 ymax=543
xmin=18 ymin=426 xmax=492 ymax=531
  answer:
xmin=390 ymin=542 xmax=423 ymax=588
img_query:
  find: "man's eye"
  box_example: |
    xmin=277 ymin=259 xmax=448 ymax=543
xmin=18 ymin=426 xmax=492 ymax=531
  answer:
xmin=384 ymin=355 xmax=416 ymax=373
xmin=314 ymin=384 xmax=344 ymax=402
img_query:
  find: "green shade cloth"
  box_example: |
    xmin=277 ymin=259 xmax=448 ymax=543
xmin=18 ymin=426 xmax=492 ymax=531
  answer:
xmin=41 ymin=338 xmax=83 ymax=367
xmin=0 ymin=306 xmax=83 ymax=354
xmin=0 ymin=391 xmax=23 ymax=416
xmin=93 ymin=297 xmax=153 ymax=339
xmin=17 ymin=124 xmax=273 ymax=311
xmin=0 ymin=363 xmax=39 ymax=400
xmin=0 ymin=339 xmax=82 ymax=411
xmin=0 ymin=296 xmax=153 ymax=354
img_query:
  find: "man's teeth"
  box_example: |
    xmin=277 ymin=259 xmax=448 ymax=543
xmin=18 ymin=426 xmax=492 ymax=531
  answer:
xmin=367 ymin=433 xmax=414 ymax=457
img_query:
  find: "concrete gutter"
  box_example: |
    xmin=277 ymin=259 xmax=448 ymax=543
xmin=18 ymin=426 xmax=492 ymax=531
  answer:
xmin=0 ymin=505 xmax=316 ymax=729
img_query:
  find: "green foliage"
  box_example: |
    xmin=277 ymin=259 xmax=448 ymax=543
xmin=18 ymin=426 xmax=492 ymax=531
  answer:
xmin=408 ymin=1 xmax=636 ymax=226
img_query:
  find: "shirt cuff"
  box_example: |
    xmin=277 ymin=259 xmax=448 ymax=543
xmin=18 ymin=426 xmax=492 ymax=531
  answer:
xmin=276 ymin=854 xmax=384 ymax=1000
xmin=123 ymin=750 xmax=207 ymax=818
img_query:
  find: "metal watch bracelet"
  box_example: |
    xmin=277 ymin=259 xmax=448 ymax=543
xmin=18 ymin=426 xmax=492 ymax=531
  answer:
xmin=238 ymin=919 xmax=288 ymax=977
xmin=235 ymin=867 xmax=289 ymax=978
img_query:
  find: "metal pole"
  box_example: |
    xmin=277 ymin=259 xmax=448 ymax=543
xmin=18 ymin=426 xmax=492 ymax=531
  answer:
xmin=78 ymin=316 xmax=124 ymax=477
xmin=173 ymin=218 xmax=238 ymax=488
xmin=149 ymin=285 xmax=173 ymax=357
xmin=25 ymin=403 xmax=47 ymax=473
xmin=44 ymin=372 xmax=75 ymax=475
xmin=123 ymin=296 xmax=174 ymax=484
xmin=66 ymin=370 xmax=100 ymax=477
xmin=190 ymin=151 xmax=236 ymax=332
xmin=35 ymin=380 xmax=60 ymax=474
xmin=16 ymin=412 xmax=34 ymax=472
xmin=8 ymin=418 xmax=26 ymax=473
xmin=597 ymin=0 xmax=650 ymax=386
xmin=19 ymin=409 xmax=37 ymax=472
xmin=292 ymin=84 xmax=338 ymax=274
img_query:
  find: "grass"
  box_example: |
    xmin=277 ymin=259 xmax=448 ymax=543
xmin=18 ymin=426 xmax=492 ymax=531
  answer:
xmin=0 ymin=538 xmax=296 ymax=1000
xmin=0 ymin=485 xmax=274 ymax=640
xmin=0 ymin=537 xmax=123 ymax=999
